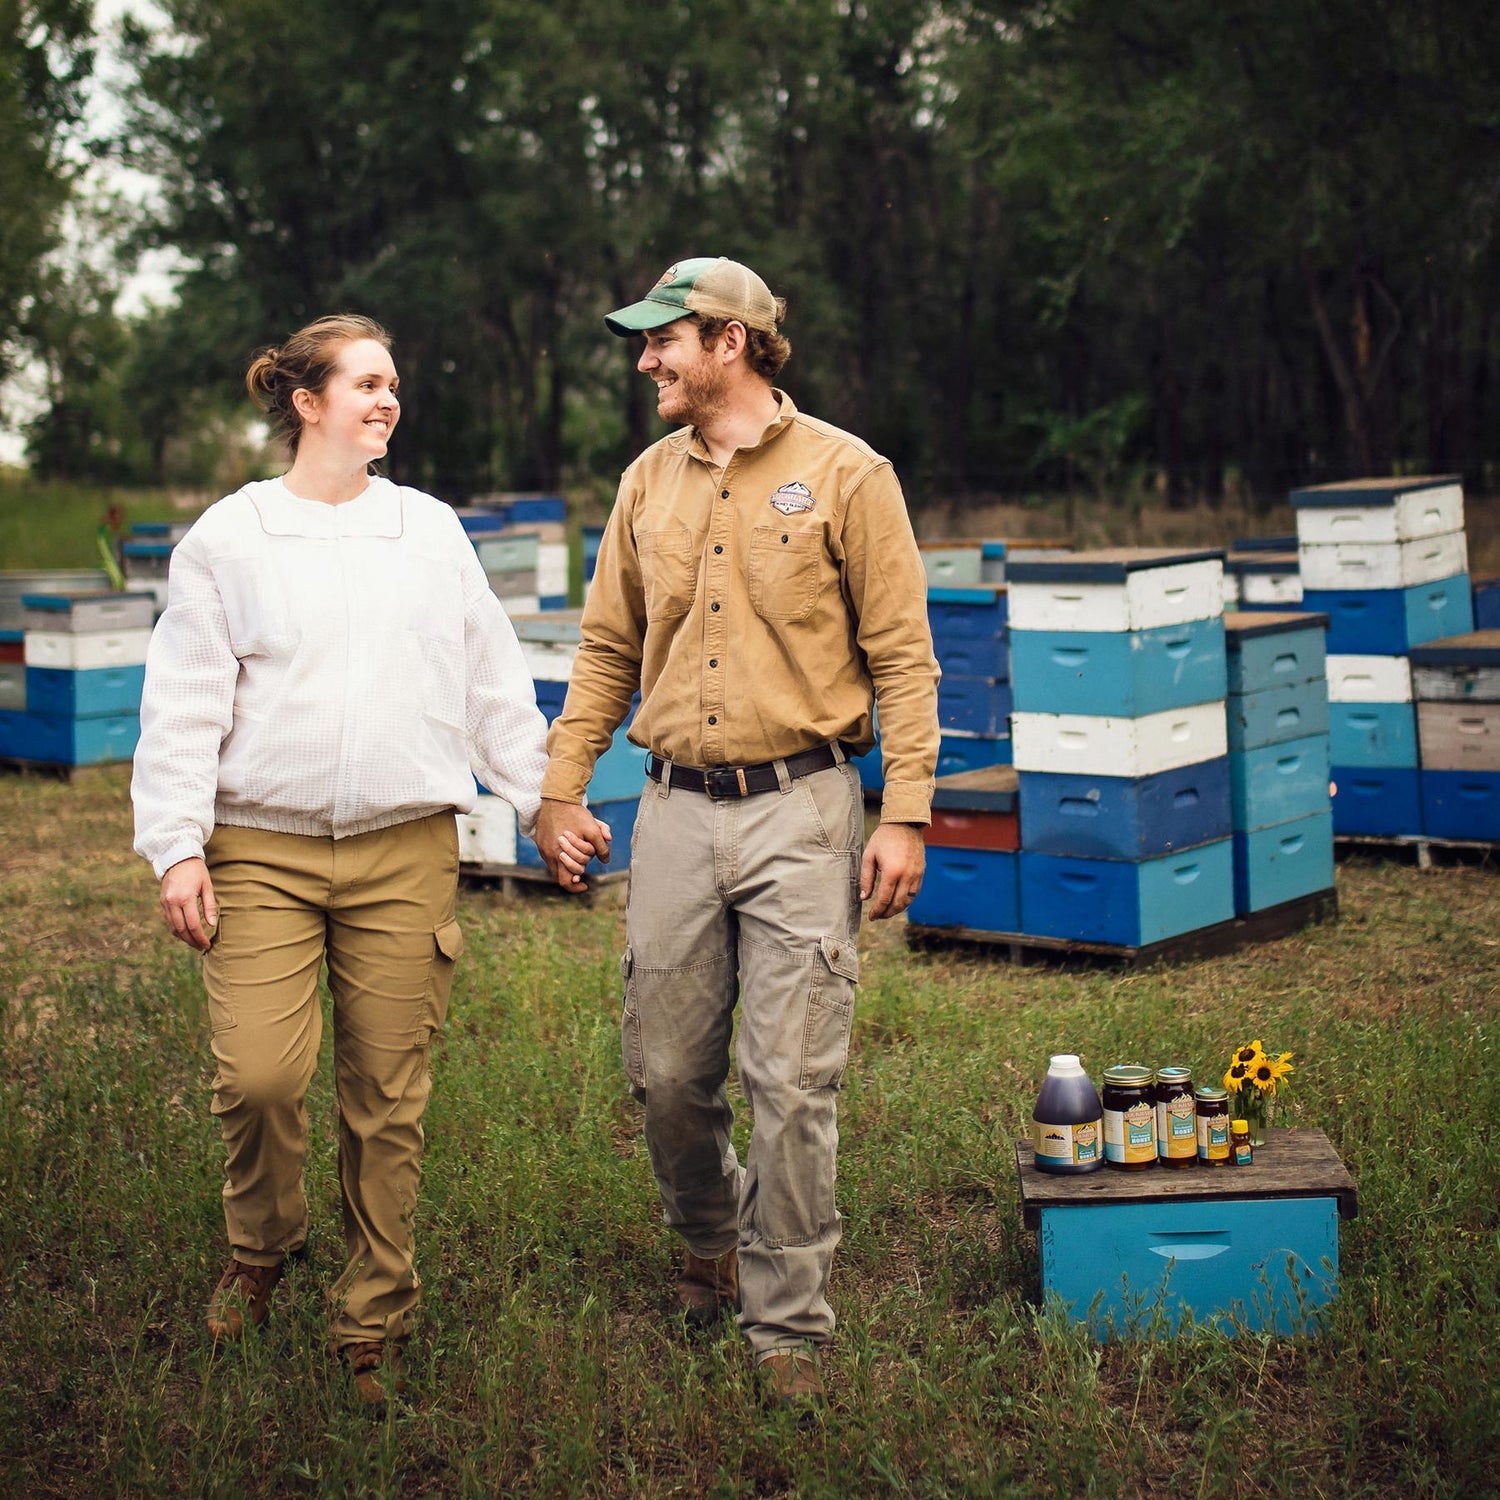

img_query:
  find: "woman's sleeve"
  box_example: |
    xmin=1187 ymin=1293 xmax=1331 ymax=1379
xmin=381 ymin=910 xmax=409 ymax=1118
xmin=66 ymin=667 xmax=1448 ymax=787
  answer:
xmin=130 ymin=532 xmax=239 ymax=877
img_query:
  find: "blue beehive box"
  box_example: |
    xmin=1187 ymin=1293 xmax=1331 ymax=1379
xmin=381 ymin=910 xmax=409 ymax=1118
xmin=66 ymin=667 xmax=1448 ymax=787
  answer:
xmin=1232 ymin=810 xmax=1335 ymax=913
xmin=532 ymin=679 xmax=568 ymax=723
xmin=927 ymin=585 xmax=1007 ymax=638
xmin=1230 ymin=733 xmax=1331 ymax=831
xmin=1419 ymin=770 xmax=1500 ymax=841
xmin=1300 ymin=576 xmax=1474 ymax=655
xmin=1328 ymin=701 xmax=1419 ymax=768
xmin=1224 ymin=611 xmax=1329 ymax=695
xmin=938 ymin=677 xmax=1012 ymax=736
xmin=587 ymin=732 xmax=649 ymax=802
xmin=907 ymin=846 xmax=1020 ymax=932
xmin=1017 ymin=839 xmax=1234 ymax=946
xmin=932 ymin=633 xmax=1009 ymax=680
xmin=1473 ymin=578 xmax=1500 ymax=630
xmin=937 ymin=730 xmax=1012 ymax=777
xmin=0 ymin=709 xmax=140 ymax=765
xmin=1330 ymin=766 xmax=1422 ymax=836
xmin=23 ymin=665 xmax=145 ymax=718
xmin=506 ymin=494 xmax=567 ymax=524
xmin=1017 ymin=757 xmax=1231 ymax=860
xmin=1226 ymin=679 xmax=1330 ymax=752
xmin=1018 ymin=1129 xmax=1355 ymax=1336
xmin=1009 ymin=617 xmax=1226 ymax=717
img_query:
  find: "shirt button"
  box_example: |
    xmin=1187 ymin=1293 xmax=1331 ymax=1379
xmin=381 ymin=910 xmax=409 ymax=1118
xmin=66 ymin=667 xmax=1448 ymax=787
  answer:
xmin=714 ymin=544 xmax=723 ymax=554
xmin=708 ymin=715 xmax=718 ymax=725
xmin=781 ymin=533 xmax=789 ymax=544
xmin=709 ymin=658 xmax=719 ymax=668
xmin=721 ymin=489 xmax=730 ymax=498
xmin=711 ymin=602 xmax=720 ymax=612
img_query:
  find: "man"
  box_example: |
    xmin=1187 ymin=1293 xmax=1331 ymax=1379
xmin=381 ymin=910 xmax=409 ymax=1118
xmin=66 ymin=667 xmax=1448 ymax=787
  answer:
xmin=537 ymin=256 xmax=939 ymax=1410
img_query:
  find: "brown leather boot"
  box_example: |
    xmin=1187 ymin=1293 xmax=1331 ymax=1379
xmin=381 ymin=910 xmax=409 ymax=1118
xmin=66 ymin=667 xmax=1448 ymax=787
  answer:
xmin=343 ymin=1340 xmax=407 ymax=1409
xmin=205 ymin=1258 xmax=285 ymax=1341
xmin=674 ymin=1246 xmax=739 ymax=1328
xmin=757 ymin=1345 xmax=825 ymax=1412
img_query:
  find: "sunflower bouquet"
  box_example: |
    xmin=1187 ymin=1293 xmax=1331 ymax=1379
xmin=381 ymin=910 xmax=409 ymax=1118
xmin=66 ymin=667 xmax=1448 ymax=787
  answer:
xmin=1223 ymin=1039 xmax=1294 ymax=1145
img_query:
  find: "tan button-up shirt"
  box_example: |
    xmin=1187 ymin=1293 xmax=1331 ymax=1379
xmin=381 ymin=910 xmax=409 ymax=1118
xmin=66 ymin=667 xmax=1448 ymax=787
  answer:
xmin=542 ymin=392 xmax=940 ymax=824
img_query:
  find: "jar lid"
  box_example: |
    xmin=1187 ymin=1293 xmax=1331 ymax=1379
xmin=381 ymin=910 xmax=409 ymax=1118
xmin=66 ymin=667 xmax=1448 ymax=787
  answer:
xmin=1232 ymin=1119 xmax=1249 ymax=1131
xmin=1195 ymin=1084 xmax=1229 ymax=1101
xmin=1154 ymin=1066 xmax=1192 ymax=1083
xmin=1103 ymin=1065 xmax=1153 ymax=1085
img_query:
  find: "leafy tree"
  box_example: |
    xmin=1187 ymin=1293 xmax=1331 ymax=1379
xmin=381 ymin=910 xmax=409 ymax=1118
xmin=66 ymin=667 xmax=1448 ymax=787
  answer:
xmin=0 ymin=0 xmax=91 ymax=398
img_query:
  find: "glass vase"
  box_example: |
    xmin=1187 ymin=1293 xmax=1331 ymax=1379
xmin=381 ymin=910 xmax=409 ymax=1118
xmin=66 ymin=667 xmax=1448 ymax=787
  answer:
xmin=1240 ymin=1089 xmax=1271 ymax=1147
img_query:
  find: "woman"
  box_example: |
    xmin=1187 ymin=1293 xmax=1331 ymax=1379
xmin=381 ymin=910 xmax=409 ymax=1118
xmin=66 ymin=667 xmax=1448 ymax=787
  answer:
xmin=132 ymin=314 xmax=602 ymax=1405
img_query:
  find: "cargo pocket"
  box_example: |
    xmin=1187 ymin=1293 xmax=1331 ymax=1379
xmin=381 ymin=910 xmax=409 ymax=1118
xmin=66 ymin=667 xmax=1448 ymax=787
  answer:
xmin=422 ymin=919 xmax=465 ymax=1040
xmin=800 ymin=934 xmax=859 ymax=1089
xmin=620 ymin=947 xmax=646 ymax=1091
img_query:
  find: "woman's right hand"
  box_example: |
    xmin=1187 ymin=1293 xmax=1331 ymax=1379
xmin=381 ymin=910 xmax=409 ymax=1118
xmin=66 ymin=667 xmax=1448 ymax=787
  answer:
xmin=160 ymin=857 xmax=218 ymax=951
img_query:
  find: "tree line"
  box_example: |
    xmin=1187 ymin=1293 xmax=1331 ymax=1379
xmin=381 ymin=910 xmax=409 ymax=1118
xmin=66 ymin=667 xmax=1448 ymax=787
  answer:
xmin=6 ymin=0 xmax=1500 ymax=509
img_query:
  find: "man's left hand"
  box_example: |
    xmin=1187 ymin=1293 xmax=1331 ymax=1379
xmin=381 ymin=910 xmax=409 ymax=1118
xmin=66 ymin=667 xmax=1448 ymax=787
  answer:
xmin=860 ymin=823 xmax=926 ymax=921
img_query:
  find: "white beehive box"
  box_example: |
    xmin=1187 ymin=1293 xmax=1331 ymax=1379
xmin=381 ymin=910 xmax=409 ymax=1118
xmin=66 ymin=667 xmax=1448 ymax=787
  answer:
xmin=456 ymin=797 xmax=519 ymax=866
xmin=24 ymin=628 xmax=154 ymax=671
xmin=1292 ymin=478 xmax=1464 ymax=545
xmin=1326 ymin=654 xmax=1414 ymax=703
xmin=1298 ymin=531 xmax=1468 ymax=592
xmin=1011 ymin=700 xmax=1228 ymax=779
xmin=1006 ymin=549 xmax=1224 ymax=633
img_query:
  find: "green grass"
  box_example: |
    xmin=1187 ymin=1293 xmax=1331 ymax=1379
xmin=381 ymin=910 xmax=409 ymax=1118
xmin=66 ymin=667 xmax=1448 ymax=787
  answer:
xmin=0 ymin=478 xmax=196 ymax=573
xmin=1 ymin=767 xmax=1498 ymax=1497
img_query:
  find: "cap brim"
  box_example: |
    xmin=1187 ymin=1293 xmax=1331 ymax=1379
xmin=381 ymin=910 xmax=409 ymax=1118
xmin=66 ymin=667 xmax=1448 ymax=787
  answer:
xmin=603 ymin=298 xmax=694 ymax=336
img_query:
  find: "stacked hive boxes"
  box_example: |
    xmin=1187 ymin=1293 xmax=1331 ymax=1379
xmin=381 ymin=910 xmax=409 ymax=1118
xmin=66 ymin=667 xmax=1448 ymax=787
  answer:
xmin=1293 ymin=476 xmax=1473 ymax=837
xmin=121 ymin=521 xmax=193 ymax=612
xmin=0 ymin=592 xmax=153 ymax=766
xmin=929 ymin=583 xmax=1013 ymax=777
xmin=456 ymin=611 xmax=644 ymax=876
xmin=907 ymin=765 xmax=1020 ymax=932
xmin=1007 ymin=549 xmax=1235 ymax=946
xmin=459 ymin=494 xmax=570 ymax=612
xmin=1223 ymin=612 xmax=1335 ymax=913
xmin=0 ymin=571 xmax=112 ymax=712
xmin=1409 ymin=632 xmax=1500 ymax=839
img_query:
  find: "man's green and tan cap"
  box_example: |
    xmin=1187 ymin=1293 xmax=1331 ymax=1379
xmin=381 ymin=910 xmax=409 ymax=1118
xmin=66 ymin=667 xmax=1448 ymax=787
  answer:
xmin=605 ymin=257 xmax=784 ymax=336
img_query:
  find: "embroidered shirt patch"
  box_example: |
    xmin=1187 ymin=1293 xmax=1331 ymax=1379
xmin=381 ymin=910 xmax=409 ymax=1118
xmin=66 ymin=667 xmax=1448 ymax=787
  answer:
xmin=769 ymin=481 xmax=815 ymax=515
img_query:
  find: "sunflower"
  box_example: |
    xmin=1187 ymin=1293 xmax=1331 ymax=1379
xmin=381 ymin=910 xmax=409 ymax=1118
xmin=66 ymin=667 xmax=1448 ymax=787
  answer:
xmin=1233 ymin=1041 xmax=1265 ymax=1066
xmin=1249 ymin=1051 xmax=1293 ymax=1094
xmin=1223 ymin=1059 xmax=1252 ymax=1092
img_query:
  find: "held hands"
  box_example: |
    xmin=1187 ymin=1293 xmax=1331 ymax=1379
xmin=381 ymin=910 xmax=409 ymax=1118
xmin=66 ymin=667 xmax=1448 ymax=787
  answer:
xmin=535 ymin=799 xmax=614 ymax=893
xmin=159 ymin=856 xmax=218 ymax=951
xmin=860 ymin=822 xmax=926 ymax=920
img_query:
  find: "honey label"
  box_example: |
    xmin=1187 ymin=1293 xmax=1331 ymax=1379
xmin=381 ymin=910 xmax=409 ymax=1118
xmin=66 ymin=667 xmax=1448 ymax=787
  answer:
xmin=1157 ymin=1093 xmax=1198 ymax=1158
xmin=1196 ymin=1113 xmax=1231 ymax=1160
xmin=1104 ymin=1102 xmax=1156 ymax=1163
xmin=1034 ymin=1118 xmax=1102 ymax=1166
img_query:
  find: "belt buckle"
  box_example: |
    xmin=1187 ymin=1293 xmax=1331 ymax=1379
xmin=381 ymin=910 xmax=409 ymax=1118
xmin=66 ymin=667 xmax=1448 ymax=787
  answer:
xmin=704 ymin=767 xmax=747 ymax=799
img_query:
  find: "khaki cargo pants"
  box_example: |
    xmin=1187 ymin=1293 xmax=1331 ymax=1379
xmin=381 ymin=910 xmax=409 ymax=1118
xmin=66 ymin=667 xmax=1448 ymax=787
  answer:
xmin=622 ymin=756 xmax=863 ymax=1356
xmin=200 ymin=812 xmax=462 ymax=1348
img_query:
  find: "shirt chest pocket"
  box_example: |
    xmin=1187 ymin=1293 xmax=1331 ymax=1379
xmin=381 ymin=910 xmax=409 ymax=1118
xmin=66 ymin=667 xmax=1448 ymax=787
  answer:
xmin=749 ymin=526 xmax=824 ymax=623
xmin=637 ymin=529 xmax=698 ymax=622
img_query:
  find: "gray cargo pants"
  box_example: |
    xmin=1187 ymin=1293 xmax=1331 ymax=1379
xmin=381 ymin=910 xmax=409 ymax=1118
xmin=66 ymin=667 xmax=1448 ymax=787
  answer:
xmin=621 ymin=754 xmax=863 ymax=1355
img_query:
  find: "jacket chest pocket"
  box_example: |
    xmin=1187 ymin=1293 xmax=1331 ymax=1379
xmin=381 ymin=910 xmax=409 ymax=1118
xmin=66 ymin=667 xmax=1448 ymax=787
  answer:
xmin=637 ymin=529 xmax=698 ymax=621
xmin=749 ymin=526 xmax=823 ymax=623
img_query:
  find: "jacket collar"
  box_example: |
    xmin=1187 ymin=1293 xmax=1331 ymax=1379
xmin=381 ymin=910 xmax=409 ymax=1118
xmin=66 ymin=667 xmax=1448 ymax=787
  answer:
xmin=248 ymin=476 xmax=405 ymax=538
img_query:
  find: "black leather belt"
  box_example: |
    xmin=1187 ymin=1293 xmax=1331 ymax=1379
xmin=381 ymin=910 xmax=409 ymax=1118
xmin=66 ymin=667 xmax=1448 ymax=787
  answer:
xmin=646 ymin=744 xmax=844 ymax=799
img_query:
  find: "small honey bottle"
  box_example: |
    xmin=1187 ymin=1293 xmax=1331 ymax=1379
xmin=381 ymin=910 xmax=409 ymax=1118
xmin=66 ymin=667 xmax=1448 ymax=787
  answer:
xmin=1231 ymin=1119 xmax=1254 ymax=1166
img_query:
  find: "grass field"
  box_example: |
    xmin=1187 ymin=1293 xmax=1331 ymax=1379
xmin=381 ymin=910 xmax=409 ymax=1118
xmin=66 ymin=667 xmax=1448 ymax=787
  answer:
xmin=1 ymin=765 xmax=1497 ymax=1498
xmin=3 ymin=479 xmax=1498 ymax=1496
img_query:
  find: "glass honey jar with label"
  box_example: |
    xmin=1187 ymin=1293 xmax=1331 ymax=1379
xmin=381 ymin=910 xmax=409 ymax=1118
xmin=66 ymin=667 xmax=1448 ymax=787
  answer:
xmin=1154 ymin=1066 xmax=1197 ymax=1169
xmin=1102 ymin=1064 xmax=1157 ymax=1170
